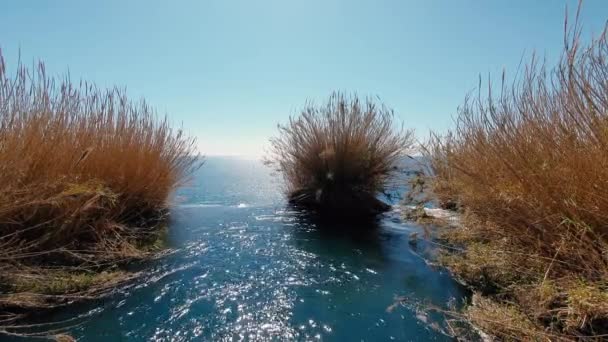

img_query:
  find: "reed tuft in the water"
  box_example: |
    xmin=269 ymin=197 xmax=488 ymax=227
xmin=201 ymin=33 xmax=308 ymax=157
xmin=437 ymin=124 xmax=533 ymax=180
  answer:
xmin=0 ymin=49 xmax=200 ymax=327
xmin=267 ymin=92 xmax=414 ymax=217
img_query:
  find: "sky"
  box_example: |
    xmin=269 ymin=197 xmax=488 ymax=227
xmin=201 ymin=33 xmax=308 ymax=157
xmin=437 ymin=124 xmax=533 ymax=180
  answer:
xmin=1 ymin=1 xmax=607 ymax=156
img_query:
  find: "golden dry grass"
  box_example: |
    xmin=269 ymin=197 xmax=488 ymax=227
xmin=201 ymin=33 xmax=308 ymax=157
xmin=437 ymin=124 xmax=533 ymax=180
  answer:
xmin=0 ymin=50 xmax=200 ymax=319
xmin=426 ymin=7 xmax=608 ymax=340
xmin=267 ymin=92 xmax=414 ymax=216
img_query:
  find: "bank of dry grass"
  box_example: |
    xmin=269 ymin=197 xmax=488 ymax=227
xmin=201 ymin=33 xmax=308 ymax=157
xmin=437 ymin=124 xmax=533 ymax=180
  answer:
xmin=267 ymin=92 xmax=414 ymax=217
xmin=0 ymin=50 xmax=199 ymax=328
xmin=426 ymin=10 xmax=608 ymax=341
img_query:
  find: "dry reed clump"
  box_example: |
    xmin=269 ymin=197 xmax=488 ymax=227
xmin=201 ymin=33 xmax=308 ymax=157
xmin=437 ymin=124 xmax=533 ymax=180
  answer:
xmin=426 ymin=8 xmax=608 ymax=341
xmin=0 ymin=50 xmax=199 ymax=322
xmin=267 ymin=92 xmax=414 ymax=217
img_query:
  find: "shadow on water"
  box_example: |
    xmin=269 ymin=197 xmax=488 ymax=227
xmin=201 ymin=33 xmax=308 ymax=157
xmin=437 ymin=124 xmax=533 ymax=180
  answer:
xmin=289 ymin=204 xmax=384 ymax=238
xmin=286 ymin=205 xmax=394 ymax=264
xmin=277 ymin=205 xmax=468 ymax=341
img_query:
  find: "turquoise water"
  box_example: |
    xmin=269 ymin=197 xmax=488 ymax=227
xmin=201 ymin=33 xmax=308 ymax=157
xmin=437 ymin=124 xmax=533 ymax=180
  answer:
xmin=26 ymin=157 xmax=467 ymax=341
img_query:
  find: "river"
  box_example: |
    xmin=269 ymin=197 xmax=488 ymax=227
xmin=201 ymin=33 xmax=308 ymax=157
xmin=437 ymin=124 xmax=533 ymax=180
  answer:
xmin=34 ymin=157 xmax=467 ymax=341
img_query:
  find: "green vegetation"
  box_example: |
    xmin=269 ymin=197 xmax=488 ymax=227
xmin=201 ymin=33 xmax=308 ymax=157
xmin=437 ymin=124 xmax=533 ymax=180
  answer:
xmin=267 ymin=92 xmax=414 ymax=218
xmin=424 ymin=12 xmax=608 ymax=341
xmin=0 ymin=50 xmax=200 ymax=323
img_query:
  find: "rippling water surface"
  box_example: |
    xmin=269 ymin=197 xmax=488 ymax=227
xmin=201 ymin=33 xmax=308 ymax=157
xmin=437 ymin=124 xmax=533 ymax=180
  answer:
xmin=43 ymin=157 xmax=467 ymax=341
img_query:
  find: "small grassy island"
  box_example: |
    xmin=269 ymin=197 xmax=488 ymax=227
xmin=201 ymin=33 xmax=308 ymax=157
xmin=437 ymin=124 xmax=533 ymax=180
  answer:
xmin=0 ymin=52 xmax=199 ymax=328
xmin=421 ymin=16 xmax=608 ymax=341
xmin=267 ymin=92 xmax=414 ymax=219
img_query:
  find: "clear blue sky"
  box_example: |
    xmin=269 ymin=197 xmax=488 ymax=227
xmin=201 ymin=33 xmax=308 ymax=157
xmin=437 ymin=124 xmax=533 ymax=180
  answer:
xmin=1 ymin=1 xmax=607 ymax=155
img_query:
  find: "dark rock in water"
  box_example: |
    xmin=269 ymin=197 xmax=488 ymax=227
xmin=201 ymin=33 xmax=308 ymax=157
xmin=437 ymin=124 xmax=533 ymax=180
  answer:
xmin=288 ymin=188 xmax=391 ymax=220
xmin=408 ymin=232 xmax=419 ymax=246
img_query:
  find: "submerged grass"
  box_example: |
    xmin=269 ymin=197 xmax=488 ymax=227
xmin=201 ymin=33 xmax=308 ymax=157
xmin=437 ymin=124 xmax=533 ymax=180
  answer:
xmin=0 ymin=50 xmax=200 ymax=329
xmin=267 ymin=92 xmax=414 ymax=217
xmin=425 ymin=5 xmax=608 ymax=340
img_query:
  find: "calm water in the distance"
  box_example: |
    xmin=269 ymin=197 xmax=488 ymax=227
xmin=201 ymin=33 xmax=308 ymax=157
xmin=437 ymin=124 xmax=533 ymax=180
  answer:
xmin=35 ymin=157 xmax=467 ymax=341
